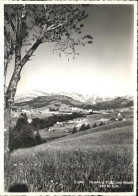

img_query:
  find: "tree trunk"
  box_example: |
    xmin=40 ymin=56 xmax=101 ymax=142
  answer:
xmin=5 ymin=40 xmax=22 ymax=160
xmin=4 ymin=10 xmax=43 ymax=163
xmin=4 ymin=36 xmax=42 ymax=161
xmin=4 ymin=107 xmax=11 ymax=161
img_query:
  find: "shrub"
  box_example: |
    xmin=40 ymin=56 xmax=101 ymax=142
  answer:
xmin=9 ymin=127 xmax=22 ymax=151
xmin=110 ymin=117 xmax=116 ymax=121
xmin=9 ymin=124 xmax=36 ymax=151
xmin=79 ymin=124 xmax=86 ymax=132
xmin=9 ymin=115 xmax=36 ymax=151
xmin=20 ymin=124 xmax=36 ymax=147
xmin=72 ymin=126 xmax=77 ymax=134
xmin=99 ymin=122 xmax=105 ymax=126
xmin=92 ymin=123 xmax=97 ymax=128
xmin=15 ymin=113 xmax=28 ymax=131
xmin=85 ymin=123 xmax=91 ymax=130
xmin=35 ymin=132 xmax=42 ymax=145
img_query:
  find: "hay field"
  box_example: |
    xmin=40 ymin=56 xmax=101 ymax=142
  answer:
xmin=5 ymin=120 xmax=133 ymax=192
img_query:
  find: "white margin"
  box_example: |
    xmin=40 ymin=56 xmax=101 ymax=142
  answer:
xmin=133 ymin=1 xmax=137 ymax=195
xmin=0 ymin=1 xmax=137 ymax=196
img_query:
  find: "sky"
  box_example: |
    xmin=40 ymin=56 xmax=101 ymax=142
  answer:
xmin=6 ymin=4 xmax=135 ymax=98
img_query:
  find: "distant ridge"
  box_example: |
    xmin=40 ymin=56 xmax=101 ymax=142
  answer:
xmin=14 ymin=91 xmax=133 ymax=110
xmin=15 ymin=90 xmax=133 ymax=104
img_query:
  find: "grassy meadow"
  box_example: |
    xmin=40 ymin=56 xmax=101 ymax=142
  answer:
xmin=5 ymin=119 xmax=133 ymax=192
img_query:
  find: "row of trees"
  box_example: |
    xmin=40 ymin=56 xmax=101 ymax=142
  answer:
xmin=31 ymin=112 xmax=85 ymax=131
xmin=72 ymin=123 xmax=90 ymax=134
xmin=71 ymin=121 xmax=106 ymax=134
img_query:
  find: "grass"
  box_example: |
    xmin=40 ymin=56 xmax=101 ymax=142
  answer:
xmin=5 ymin=120 xmax=133 ymax=192
xmin=38 ymin=108 xmax=133 ymax=141
xmin=39 ymin=128 xmax=69 ymax=139
xmin=37 ymin=113 xmax=119 ymax=140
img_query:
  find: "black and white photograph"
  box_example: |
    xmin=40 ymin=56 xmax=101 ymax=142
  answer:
xmin=2 ymin=1 xmax=137 ymax=194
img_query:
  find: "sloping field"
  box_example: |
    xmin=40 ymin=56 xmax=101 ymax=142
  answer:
xmin=38 ymin=119 xmax=133 ymax=146
xmin=55 ymin=119 xmax=133 ymax=141
xmin=5 ymin=120 xmax=133 ymax=192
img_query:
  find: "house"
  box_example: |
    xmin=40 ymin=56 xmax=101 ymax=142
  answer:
xmin=41 ymin=108 xmax=50 ymax=113
xmin=98 ymin=118 xmax=110 ymax=122
xmin=12 ymin=113 xmax=20 ymax=117
xmin=27 ymin=118 xmax=32 ymax=123
xmin=56 ymin=122 xmax=63 ymax=125
xmin=64 ymin=130 xmax=69 ymax=133
xmin=93 ymin=110 xmax=101 ymax=114
xmin=102 ymin=112 xmax=108 ymax=115
xmin=123 ymin=108 xmax=129 ymax=111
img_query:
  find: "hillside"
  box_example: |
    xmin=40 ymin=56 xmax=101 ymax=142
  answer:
xmin=14 ymin=93 xmax=133 ymax=110
xmin=13 ymin=119 xmax=133 ymax=155
xmin=48 ymin=119 xmax=133 ymax=144
xmin=6 ymin=120 xmax=133 ymax=192
xmin=14 ymin=95 xmax=96 ymax=110
xmin=52 ymin=120 xmax=133 ymax=146
xmin=95 ymin=97 xmax=133 ymax=110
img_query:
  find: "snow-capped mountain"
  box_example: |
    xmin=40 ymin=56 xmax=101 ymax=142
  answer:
xmin=15 ymin=90 xmax=50 ymax=103
xmin=58 ymin=92 xmax=88 ymax=103
xmin=58 ymin=92 xmax=125 ymax=104
xmin=15 ymin=90 xmax=133 ymax=105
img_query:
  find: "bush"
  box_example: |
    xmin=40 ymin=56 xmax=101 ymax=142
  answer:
xmin=9 ymin=115 xmax=36 ymax=151
xmin=9 ymin=127 xmax=22 ymax=151
xmin=85 ymin=123 xmax=91 ymax=130
xmin=99 ymin=122 xmax=105 ymax=126
xmin=72 ymin=126 xmax=77 ymax=134
xmin=9 ymin=124 xmax=36 ymax=151
xmin=92 ymin=123 xmax=97 ymax=128
xmin=79 ymin=124 xmax=86 ymax=132
xmin=20 ymin=124 xmax=36 ymax=147
xmin=35 ymin=132 xmax=42 ymax=145
xmin=15 ymin=113 xmax=28 ymax=131
xmin=110 ymin=117 xmax=116 ymax=121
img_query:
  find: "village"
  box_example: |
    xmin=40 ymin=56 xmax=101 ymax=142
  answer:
xmin=32 ymin=105 xmax=133 ymax=141
xmin=12 ymin=105 xmax=93 ymax=118
xmin=11 ymin=103 xmax=133 ymax=139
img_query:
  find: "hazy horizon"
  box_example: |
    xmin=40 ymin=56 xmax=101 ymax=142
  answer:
xmin=6 ymin=4 xmax=135 ymax=98
xmin=15 ymin=89 xmax=133 ymax=99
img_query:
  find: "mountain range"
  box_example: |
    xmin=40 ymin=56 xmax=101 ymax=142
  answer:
xmin=14 ymin=90 xmax=133 ymax=110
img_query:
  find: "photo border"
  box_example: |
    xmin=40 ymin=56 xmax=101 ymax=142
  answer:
xmin=0 ymin=1 xmax=137 ymax=195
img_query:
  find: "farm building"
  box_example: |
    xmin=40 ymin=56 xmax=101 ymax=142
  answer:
xmin=98 ymin=118 xmax=110 ymax=122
